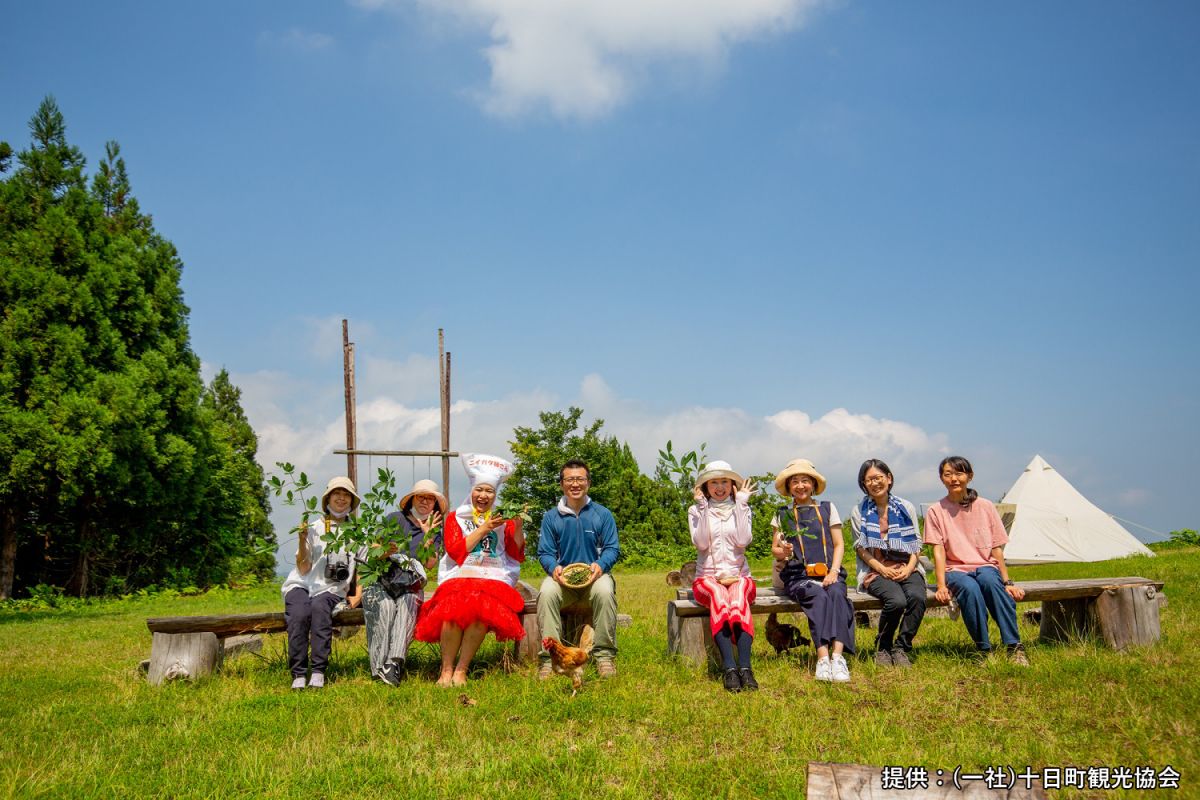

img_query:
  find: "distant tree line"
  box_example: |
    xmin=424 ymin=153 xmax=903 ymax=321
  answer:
xmin=0 ymin=97 xmax=273 ymax=598
xmin=502 ymin=407 xmax=784 ymax=568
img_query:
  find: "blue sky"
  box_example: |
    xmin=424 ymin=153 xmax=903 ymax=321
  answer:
xmin=3 ymin=1 xmax=1197 ymax=551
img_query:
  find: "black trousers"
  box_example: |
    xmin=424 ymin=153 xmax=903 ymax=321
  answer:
xmin=864 ymin=571 xmax=927 ymax=652
xmin=284 ymin=587 xmax=341 ymax=678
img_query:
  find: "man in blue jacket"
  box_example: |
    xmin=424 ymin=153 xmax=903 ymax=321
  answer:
xmin=537 ymin=459 xmax=621 ymax=678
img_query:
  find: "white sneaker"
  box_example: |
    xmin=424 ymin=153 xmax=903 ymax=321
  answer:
xmin=832 ymin=654 xmax=851 ymax=683
xmin=308 ymin=672 xmax=325 ymax=689
xmin=290 ymin=676 xmax=306 ymax=690
xmin=815 ymin=656 xmax=832 ymax=682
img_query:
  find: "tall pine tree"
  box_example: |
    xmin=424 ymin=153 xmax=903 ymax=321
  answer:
xmin=0 ymin=97 xmax=270 ymax=597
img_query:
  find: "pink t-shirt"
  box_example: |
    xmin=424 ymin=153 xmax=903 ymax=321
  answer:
xmin=923 ymin=497 xmax=1009 ymax=573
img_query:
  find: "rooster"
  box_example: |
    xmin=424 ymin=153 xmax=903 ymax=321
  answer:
xmin=541 ymin=624 xmax=594 ymax=694
xmin=766 ymin=612 xmax=810 ymax=655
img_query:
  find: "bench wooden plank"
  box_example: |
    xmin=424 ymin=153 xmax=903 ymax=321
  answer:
xmin=669 ymin=577 xmax=1164 ymax=618
xmin=667 ymin=576 xmax=1165 ymax=666
xmin=146 ymin=600 xmax=542 ymax=637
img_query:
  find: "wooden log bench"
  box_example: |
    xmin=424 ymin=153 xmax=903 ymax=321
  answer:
xmin=145 ymin=580 xmax=625 ymax=684
xmin=667 ymin=576 xmax=1165 ymax=669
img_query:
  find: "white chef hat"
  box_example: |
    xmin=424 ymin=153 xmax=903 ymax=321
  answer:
xmin=461 ymin=453 xmax=514 ymax=490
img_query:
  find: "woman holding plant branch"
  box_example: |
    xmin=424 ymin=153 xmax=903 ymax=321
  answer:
xmin=361 ymin=479 xmax=447 ymax=686
xmin=689 ymin=460 xmax=760 ymax=693
xmin=280 ymin=476 xmax=364 ymax=690
xmin=771 ymin=459 xmax=856 ymax=683
xmin=415 ymin=454 xmax=526 ymax=687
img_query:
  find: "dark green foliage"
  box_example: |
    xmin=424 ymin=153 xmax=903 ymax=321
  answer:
xmin=0 ymin=97 xmax=270 ymax=596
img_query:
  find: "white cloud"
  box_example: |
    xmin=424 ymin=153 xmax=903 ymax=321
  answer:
xmin=381 ymin=0 xmax=825 ymax=119
xmin=259 ymin=27 xmax=336 ymax=52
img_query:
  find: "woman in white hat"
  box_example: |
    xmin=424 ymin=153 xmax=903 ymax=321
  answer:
xmin=770 ymin=459 xmax=856 ymax=683
xmin=689 ymin=461 xmax=760 ymax=693
xmin=361 ymin=479 xmax=448 ymax=686
xmin=414 ymin=454 xmax=526 ymax=687
xmin=280 ymin=476 xmax=364 ymax=690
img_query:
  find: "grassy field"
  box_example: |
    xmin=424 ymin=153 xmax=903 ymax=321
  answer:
xmin=0 ymin=548 xmax=1196 ymax=799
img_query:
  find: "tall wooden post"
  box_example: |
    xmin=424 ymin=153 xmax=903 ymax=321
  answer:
xmin=342 ymin=319 xmax=357 ymax=488
xmin=439 ymin=329 xmax=451 ymax=493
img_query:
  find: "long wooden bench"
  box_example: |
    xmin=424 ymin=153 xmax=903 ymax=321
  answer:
xmin=144 ymin=581 xmax=606 ymax=684
xmin=667 ymin=576 xmax=1165 ymax=668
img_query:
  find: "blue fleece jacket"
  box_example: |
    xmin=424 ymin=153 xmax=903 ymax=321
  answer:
xmin=538 ymin=497 xmax=620 ymax=575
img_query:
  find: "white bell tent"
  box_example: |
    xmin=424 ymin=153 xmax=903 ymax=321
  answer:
xmin=995 ymin=455 xmax=1153 ymax=564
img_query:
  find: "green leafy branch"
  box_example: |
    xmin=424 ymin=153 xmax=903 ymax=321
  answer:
xmin=261 ymin=463 xmax=319 ymax=556
xmin=267 ymin=465 xmax=441 ymax=588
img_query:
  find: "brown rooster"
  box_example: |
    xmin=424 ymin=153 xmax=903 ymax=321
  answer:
xmin=766 ymin=612 xmax=810 ymax=655
xmin=541 ymin=624 xmax=594 ymax=694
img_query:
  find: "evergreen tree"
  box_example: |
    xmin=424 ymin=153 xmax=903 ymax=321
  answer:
xmin=0 ymin=97 xmax=266 ymax=596
xmin=504 ymin=407 xmax=695 ymax=565
xmin=199 ymin=369 xmax=276 ymax=581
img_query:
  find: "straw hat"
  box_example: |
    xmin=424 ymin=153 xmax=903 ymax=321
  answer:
xmin=694 ymin=460 xmax=744 ymax=491
xmin=321 ymin=476 xmax=361 ymax=513
xmin=399 ymin=479 xmax=448 ymax=515
xmin=774 ymin=459 xmax=827 ymax=496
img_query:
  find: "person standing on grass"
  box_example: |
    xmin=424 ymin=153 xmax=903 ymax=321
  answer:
xmin=361 ymin=479 xmax=446 ymax=686
xmin=281 ymin=476 xmax=364 ymax=690
xmin=414 ymin=454 xmax=526 ymax=687
xmin=536 ymin=459 xmax=621 ymax=679
xmin=689 ymin=461 xmax=760 ymax=693
xmin=924 ymin=456 xmax=1029 ymax=666
xmin=771 ymin=458 xmax=856 ymax=683
xmin=850 ymin=459 xmax=926 ymax=668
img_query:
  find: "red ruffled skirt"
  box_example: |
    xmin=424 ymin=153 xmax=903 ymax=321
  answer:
xmin=414 ymin=577 xmax=526 ymax=643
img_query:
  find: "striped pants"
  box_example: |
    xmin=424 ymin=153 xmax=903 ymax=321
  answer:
xmin=362 ymin=583 xmax=420 ymax=676
xmin=692 ymin=576 xmax=757 ymax=637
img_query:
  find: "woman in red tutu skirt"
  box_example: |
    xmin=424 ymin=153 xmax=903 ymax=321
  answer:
xmin=415 ymin=453 xmax=526 ymax=686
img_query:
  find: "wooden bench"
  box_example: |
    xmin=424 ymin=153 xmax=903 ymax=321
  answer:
xmin=666 ymin=576 xmax=1165 ymax=668
xmin=144 ymin=580 xmax=606 ymax=684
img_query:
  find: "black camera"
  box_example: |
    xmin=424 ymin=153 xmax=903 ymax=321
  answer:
xmin=324 ymin=552 xmax=351 ymax=582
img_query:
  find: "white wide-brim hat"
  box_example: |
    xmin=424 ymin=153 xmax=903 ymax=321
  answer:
xmin=774 ymin=458 xmax=827 ymax=496
xmin=321 ymin=475 xmax=362 ymax=513
xmin=695 ymin=460 xmax=744 ymax=491
xmin=400 ymin=479 xmax=448 ymax=515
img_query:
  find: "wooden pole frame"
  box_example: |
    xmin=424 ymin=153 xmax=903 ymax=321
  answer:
xmin=342 ymin=319 xmax=357 ymax=488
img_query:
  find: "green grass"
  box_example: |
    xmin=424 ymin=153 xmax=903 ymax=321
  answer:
xmin=1 ymin=549 xmax=1197 ymax=799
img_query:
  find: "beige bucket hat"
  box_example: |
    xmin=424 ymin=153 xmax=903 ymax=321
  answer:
xmin=321 ymin=476 xmax=362 ymax=513
xmin=694 ymin=460 xmax=744 ymax=491
xmin=400 ymin=478 xmax=448 ymax=515
xmin=774 ymin=458 xmax=827 ymax=496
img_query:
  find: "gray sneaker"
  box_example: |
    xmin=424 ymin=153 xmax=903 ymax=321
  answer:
xmin=874 ymin=649 xmax=893 ymax=667
xmin=890 ymin=649 xmax=913 ymax=668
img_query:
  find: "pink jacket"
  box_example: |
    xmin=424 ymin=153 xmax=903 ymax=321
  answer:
xmin=688 ymin=490 xmax=753 ymax=579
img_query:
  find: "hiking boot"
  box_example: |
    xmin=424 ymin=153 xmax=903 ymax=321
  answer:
xmin=972 ymin=649 xmax=991 ymax=666
xmin=537 ymin=661 xmax=553 ymax=680
xmin=1007 ymin=643 xmax=1030 ymax=667
xmin=597 ymin=660 xmax=617 ymax=678
xmin=739 ymin=668 xmax=759 ymax=691
xmin=723 ymin=669 xmax=742 ymax=693
xmin=890 ymin=649 xmax=913 ymax=668
xmin=814 ymin=656 xmax=832 ymax=682
xmin=832 ymin=654 xmax=851 ymax=683
xmin=874 ymin=649 xmax=893 ymax=667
